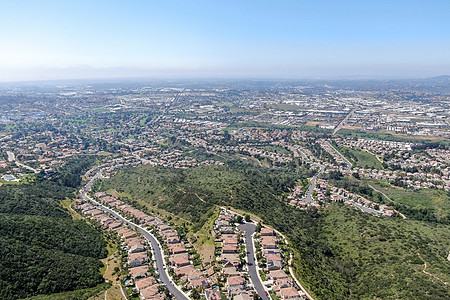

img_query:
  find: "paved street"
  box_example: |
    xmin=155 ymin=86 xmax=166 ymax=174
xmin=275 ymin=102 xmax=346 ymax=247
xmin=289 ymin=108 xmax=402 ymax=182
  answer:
xmin=237 ymin=223 xmax=270 ymax=300
xmin=302 ymin=166 xmax=324 ymax=204
xmin=80 ymin=172 xmax=188 ymax=300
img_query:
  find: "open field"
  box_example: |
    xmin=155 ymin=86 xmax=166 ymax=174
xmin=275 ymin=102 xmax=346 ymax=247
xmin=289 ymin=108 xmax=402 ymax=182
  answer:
xmin=337 ymin=129 xmax=450 ymax=144
xmin=335 ymin=145 xmax=384 ymax=169
xmin=61 ymin=198 xmax=84 ymax=220
xmin=188 ymin=206 xmax=219 ymax=264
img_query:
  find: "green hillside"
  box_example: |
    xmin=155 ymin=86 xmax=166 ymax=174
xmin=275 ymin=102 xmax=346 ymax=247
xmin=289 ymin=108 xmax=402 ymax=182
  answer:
xmin=0 ymin=156 xmax=107 ymax=300
xmin=99 ymin=163 xmax=450 ymax=299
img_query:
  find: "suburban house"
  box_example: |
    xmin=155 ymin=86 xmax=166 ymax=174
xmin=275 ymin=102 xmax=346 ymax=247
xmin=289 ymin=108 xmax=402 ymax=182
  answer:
xmin=128 ymin=252 xmax=149 ymax=267
xmin=128 ymin=266 xmax=149 ymax=280
xmin=135 ymin=276 xmax=156 ymax=292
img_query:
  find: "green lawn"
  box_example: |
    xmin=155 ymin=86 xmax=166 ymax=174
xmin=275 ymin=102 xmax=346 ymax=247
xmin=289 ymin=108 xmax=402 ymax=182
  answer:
xmin=258 ymin=145 xmax=292 ymax=155
xmin=139 ymin=117 xmax=148 ymax=126
xmin=337 ymin=145 xmax=384 ymax=169
xmin=337 ymin=129 xmax=450 ymax=145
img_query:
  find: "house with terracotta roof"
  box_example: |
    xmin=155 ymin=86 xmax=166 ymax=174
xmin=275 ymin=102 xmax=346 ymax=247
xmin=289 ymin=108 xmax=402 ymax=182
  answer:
xmin=128 ymin=252 xmax=148 ymax=267
xmin=128 ymin=265 xmax=149 ymax=280
xmin=173 ymin=264 xmax=196 ymax=277
xmin=278 ymin=287 xmax=302 ymax=300
xmin=139 ymin=284 xmax=162 ymax=300
xmin=116 ymin=227 xmax=136 ymax=239
xmin=168 ymin=243 xmax=187 ymax=254
xmin=158 ymin=224 xmax=171 ymax=232
xmin=107 ymin=221 xmax=122 ymax=230
xmin=269 ymin=270 xmax=289 ymax=281
xmin=260 ymin=236 xmax=277 ymax=249
xmin=227 ymin=275 xmax=245 ymax=287
xmin=223 ymin=243 xmax=238 ymax=253
xmin=170 ymin=256 xmax=190 ymax=268
xmin=223 ymin=265 xmax=240 ymax=277
xmin=234 ymin=293 xmax=252 ymax=300
xmin=129 ymin=243 xmax=146 ymax=254
xmin=135 ymin=276 xmax=156 ymax=292
xmin=220 ymin=254 xmax=240 ymax=267
xmin=260 ymin=228 xmax=276 ymax=236
xmin=125 ymin=236 xmax=146 ymax=248
xmin=223 ymin=236 xmax=239 ymax=245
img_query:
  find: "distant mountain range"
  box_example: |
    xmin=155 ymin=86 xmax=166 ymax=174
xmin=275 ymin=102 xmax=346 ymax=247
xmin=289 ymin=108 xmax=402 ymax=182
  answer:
xmin=425 ymin=75 xmax=450 ymax=81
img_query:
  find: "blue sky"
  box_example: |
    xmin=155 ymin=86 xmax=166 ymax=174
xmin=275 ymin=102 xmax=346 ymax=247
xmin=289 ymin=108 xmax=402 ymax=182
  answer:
xmin=0 ymin=0 xmax=449 ymax=81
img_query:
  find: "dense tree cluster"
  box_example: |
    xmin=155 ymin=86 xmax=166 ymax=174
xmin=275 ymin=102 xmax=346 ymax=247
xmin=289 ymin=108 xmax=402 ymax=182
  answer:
xmin=0 ymin=156 xmax=107 ymax=300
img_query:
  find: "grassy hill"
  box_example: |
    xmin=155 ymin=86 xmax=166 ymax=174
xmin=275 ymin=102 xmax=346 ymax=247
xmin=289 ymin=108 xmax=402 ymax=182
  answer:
xmin=368 ymin=179 xmax=450 ymax=222
xmin=99 ymin=163 xmax=450 ymax=299
xmin=335 ymin=145 xmax=384 ymax=169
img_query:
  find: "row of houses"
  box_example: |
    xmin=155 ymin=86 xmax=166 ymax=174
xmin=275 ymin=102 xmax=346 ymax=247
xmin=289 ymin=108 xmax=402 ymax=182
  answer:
xmin=211 ymin=210 xmax=255 ymax=300
xmin=256 ymin=228 xmax=306 ymax=300
xmin=94 ymin=192 xmax=212 ymax=296
xmin=75 ymin=199 xmax=166 ymax=300
xmin=314 ymin=179 xmax=395 ymax=217
xmin=160 ymin=223 xmax=211 ymax=292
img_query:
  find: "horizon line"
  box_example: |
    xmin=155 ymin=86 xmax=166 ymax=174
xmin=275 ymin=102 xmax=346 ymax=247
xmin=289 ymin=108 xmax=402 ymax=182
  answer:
xmin=1 ymin=74 xmax=449 ymax=85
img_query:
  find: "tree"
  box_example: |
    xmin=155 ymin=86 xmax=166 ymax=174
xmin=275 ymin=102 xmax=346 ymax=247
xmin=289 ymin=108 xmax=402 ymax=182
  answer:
xmin=191 ymin=287 xmax=200 ymax=300
xmin=256 ymin=222 xmax=262 ymax=233
xmin=244 ymin=214 xmax=251 ymax=222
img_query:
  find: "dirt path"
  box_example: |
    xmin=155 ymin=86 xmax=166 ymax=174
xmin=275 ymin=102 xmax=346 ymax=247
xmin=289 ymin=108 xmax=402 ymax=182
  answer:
xmin=101 ymin=252 xmax=127 ymax=300
xmin=368 ymin=184 xmax=407 ymax=219
xmin=194 ymin=193 xmax=207 ymax=203
xmin=362 ymin=149 xmax=383 ymax=163
xmin=417 ymin=252 xmax=448 ymax=285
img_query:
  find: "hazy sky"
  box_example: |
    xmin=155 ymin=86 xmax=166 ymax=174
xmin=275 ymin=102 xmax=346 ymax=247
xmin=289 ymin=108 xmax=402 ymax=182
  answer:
xmin=1 ymin=0 xmax=449 ymax=81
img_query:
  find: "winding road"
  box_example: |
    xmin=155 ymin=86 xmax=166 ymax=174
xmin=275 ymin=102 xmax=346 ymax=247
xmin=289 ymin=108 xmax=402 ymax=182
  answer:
xmin=80 ymin=171 xmax=189 ymax=300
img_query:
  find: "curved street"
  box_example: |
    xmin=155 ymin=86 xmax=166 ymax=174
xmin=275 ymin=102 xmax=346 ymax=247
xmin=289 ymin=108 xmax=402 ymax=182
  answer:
xmin=80 ymin=172 xmax=189 ymax=300
xmin=237 ymin=223 xmax=270 ymax=300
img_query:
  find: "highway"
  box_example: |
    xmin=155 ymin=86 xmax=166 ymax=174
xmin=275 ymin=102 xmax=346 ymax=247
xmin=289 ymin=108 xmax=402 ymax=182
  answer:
xmin=332 ymin=108 xmax=356 ymax=135
xmin=322 ymin=140 xmax=352 ymax=171
xmin=80 ymin=171 xmax=189 ymax=300
xmin=237 ymin=223 xmax=270 ymax=300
